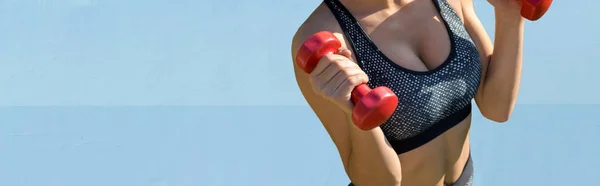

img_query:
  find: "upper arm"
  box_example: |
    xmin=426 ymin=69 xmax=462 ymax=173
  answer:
xmin=460 ymin=0 xmax=494 ymax=105
xmin=291 ymin=26 xmax=354 ymax=173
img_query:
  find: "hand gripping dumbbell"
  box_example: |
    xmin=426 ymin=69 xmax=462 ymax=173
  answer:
xmin=521 ymin=0 xmax=553 ymax=21
xmin=295 ymin=31 xmax=399 ymax=130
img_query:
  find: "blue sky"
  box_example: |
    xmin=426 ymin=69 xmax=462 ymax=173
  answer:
xmin=0 ymin=0 xmax=598 ymax=185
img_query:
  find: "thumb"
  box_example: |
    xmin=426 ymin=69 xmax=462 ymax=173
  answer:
xmin=337 ymin=48 xmax=352 ymax=59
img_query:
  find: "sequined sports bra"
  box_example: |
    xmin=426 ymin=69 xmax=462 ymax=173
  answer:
xmin=324 ymin=0 xmax=482 ymax=154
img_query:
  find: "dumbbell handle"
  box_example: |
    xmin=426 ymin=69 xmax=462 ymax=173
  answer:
xmin=351 ymin=84 xmax=371 ymax=105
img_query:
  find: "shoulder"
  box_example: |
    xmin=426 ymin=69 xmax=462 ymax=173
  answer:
xmin=459 ymin=0 xmax=475 ymax=13
xmin=441 ymin=0 xmax=473 ymax=21
xmin=290 ymin=3 xmax=349 ymax=59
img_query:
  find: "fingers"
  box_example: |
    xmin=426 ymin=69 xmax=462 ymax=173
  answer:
xmin=308 ymin=52 xmax=368 ymax=104
xmin=335 ymin=71 xmax=368 ymax=99
xmin=312 ymin=56 xmax=342 ymax=84
xmin=311 ymin=54 xmax=341 ymax=77
xmin=310 ymin=48 xmax=353 ymax=77
xmin=305 ymin=46 xmax=370 ymax=111
xmin=338 ymin=48 xmax=352 ymax=59
xmin=314 ymin=55 xmax=358 ymax=87
xmin=329 ymin=67 xmax=368 ymax=95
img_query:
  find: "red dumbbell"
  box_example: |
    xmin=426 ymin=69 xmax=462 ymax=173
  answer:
xmin=295 ymin=31 xmax=399 ymax=130
xmin=521 ymin=0 xmax=553 ymax=21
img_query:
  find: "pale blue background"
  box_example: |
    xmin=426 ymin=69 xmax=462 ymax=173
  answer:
xmin=0 ymin=0 xmax=598 ymax=185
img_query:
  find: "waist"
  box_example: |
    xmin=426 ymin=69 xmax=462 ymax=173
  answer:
xmin=397 ymin=116 xmax=472 ymax=185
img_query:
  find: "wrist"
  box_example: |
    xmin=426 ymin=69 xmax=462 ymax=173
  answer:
xmin=494 ymin=8 xmax=525 ymax=26
xmin=494 ymin=9 xmax=525 ymax=28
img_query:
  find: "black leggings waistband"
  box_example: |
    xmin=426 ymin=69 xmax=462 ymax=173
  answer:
xmin=347 ymin=154 xmax=474 ymax=186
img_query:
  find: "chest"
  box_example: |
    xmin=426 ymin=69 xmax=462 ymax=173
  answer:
xmin=351 ymin=0 xmax=466 ymax=72
xmin=353 ymin=7 xmax=482 ymax=132
xmin=362 ymin=38 xmax=482 ymax=117
xmin=345 ymin=0 xmax=481 ymax=110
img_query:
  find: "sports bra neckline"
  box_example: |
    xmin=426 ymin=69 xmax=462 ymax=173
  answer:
xmin=325 ymin=0 xmax=459 ymax=76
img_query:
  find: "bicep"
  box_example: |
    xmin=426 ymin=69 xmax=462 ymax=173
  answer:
xmin=461 ymin=0 xmax=493 ymax=103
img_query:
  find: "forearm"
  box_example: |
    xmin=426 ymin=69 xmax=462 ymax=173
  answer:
xmin=347 ymin=115 xmax=402 ymax=186
xmin=479 ymin=10 xmax=525 ymax=121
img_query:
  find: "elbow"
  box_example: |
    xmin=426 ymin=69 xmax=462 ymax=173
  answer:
xmin=477 ymin=97 xmax=517 ymax=123
xmin=481 ymin=107 xmax=513 ymax=123
xmin=484 ymin=113 xmax=510 ymax=123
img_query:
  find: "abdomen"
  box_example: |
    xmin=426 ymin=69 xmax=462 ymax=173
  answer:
xmin=396 ymin=115 xmax=472 ymax=186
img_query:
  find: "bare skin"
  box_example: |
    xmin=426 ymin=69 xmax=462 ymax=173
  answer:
xmin=291 ymin=0 xmax=524 ymax=185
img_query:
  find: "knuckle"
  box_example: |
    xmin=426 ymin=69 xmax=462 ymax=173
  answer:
xmin=344 ymin=61 xmax=359 ymax=70
xmin=340 ymin=66 xmax=357 ymax=77
xmin=333 ymin=55 xmax=351 ymax=64
xmin=341 ymin=66 xmax=363 ymax=78
xmin=323 ymin=54 xmax=338 ymax=62
xmin=359 ymin=72 xmax=368 ymax=82
xmin=348 ymin=75 xmax=364 ymax=86
xmin=331 ymin=59 xmax=345 ymax=69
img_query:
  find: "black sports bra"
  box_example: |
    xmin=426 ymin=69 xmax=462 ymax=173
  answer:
xmin=324 ymin=0 xmax=482 ymax=154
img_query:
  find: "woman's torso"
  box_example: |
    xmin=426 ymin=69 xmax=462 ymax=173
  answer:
xmin=298 ymin=0 xmax=479 ymax=185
